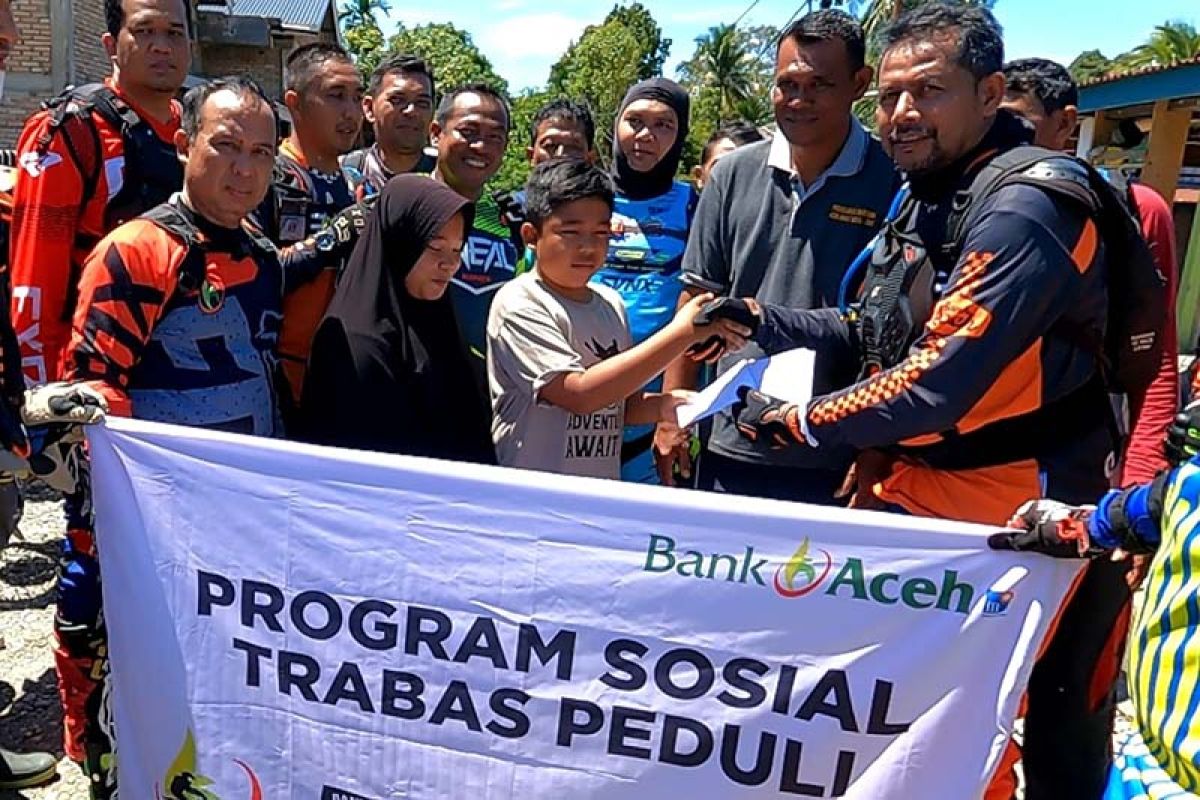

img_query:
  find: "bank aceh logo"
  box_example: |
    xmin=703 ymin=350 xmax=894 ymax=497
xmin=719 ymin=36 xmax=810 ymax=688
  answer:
xmin=642 ymin=534 xmax=983 ymax=616
xmin=772 ymin=538 xmax=833 ymax=598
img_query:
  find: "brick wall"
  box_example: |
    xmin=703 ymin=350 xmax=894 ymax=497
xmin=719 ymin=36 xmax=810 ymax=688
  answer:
xmin=9 ymin=0 xmax=51 ymax=75
xmin=72 ymin=0 xmax=110 ymax=84
xmin=0 ymin=0 xmax=53 ymax=148
xmin=201 ymin=44 xmax=285 ymax=102
xmin=0 ymin=91 xmax=43 ymax=147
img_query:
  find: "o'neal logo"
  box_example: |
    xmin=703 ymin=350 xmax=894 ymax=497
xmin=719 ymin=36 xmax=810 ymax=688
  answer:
xmin=772 ymin=538 xmax=832 ymax=598
xmin=156 ymin=729 xmax=262 ymax=800
xmin=643 ymin=534 xmax=981 ymax=615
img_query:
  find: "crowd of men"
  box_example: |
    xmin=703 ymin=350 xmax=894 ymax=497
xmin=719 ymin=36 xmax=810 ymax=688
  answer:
xmin=0 ymin=0 xmax=1191 ymax=798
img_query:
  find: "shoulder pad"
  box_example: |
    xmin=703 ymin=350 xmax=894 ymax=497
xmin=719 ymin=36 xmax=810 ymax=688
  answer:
xmin=1015 ymin=157 xmax=1092 ymax=190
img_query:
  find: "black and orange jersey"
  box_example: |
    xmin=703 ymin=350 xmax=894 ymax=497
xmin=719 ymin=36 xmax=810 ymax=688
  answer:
xmin=65 ymin=198 xmax=283 ymax=436
xmin=9 ymin=82 xmax=181 ymax=386
xmin=758 ymin=172 xmax=1112 ymax=525
xmin=253 ymin=140 xmax=356 ymax=415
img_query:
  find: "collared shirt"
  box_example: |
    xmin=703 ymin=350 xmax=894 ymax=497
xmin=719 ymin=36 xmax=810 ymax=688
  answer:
xmin=767 ymin=117 xmax=869 ymax=206
xmin=681 ymin=124 xmax=899 ymax=473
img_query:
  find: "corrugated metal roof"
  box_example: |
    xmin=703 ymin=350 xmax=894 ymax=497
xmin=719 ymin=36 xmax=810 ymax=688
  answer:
xmin=1079 ymin=55 xmax=1200 ymax=89
xmin=195 ymin=0 xmax=333 ymax=33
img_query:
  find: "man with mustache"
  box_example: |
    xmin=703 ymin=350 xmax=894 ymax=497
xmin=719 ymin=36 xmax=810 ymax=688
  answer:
xmin=727 ymin=5 xmax=1145 ymax=797
xmin=4 ymin=0 xmax=189 ymax=791
xmin=660 ymin=9 xmax=897 ymax=497
xmin=343 ymin=53 xmax=437 ymax=199
xmin=430 ymin=83 xmax=518 ymax=386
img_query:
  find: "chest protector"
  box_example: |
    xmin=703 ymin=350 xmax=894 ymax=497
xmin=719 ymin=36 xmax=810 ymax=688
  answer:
xmin=131 ymin=202 xmax=283 ymax=437
xmin=39 ymin=83 xmax=182 ymax=235
xmin=855 ymin=146 xmax=1166 ymax=469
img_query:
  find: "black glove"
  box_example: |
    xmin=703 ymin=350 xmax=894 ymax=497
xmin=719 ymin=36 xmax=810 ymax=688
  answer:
xmin=316 ymin=200 xmax=373 ymax=261
xmin=686 ymin=298 xmax=761 ymax=360
xmin=987 ymin=499 xmax=1104 ymax=558
xmin=1166 ymin=399 xmax=1200 ymax=467
xmin=732 ymin=386 xmax=805 ymax=449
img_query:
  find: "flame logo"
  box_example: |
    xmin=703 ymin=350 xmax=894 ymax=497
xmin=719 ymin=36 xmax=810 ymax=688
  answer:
xmin=156 ymin=729 xmax=262 ymax=800
xmin=773 ymin=538 xmax=833 ymax=598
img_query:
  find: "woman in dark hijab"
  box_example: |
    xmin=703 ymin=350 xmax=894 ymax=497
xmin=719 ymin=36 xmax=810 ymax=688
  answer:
xmin=594 ymin=77 xmax=695 ymax=484
xmin=299 ymin=175 xmax=495 ymax=463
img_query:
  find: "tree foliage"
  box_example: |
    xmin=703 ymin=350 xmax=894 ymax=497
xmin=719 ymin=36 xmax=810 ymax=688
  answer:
xmin=388 ymin=23 xmax=509 ymax=96
xmin=342 ymin=16 xmax=386 ymax=79
xmin=1068 ymin=49 xmax=1114 ymax=83
xmin=548 ymin=5 xmax=667 ymax=163
xmin=339 ymin=0 xmax=391 ymax=28
xmin=493 ymin=89 xmax=553 ymax=193
xmin=1121 ymin=21 xmax=1200 ymax=69
xmin=676 ymin=23 xmax=775 ymax=170
xmin=602 ymin=3 xmax=672 ymax=80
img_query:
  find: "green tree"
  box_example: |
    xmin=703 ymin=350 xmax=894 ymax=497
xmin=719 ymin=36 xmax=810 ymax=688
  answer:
xmin=1120 ymin=21 xmax=1200 ymax=69
xmin=602 ymin=3 xmax=672 ymax=80
xmin=677 ymin=24 xmax=758 ymax=120
xmin=343 ymin=17 xmax=385 ymax=78
xmin=677 ymin=23 xmax=775 ymax=171
xmin=339 ymin=0 xmax=391 ymax=28
xmin=493 ymin=88 xmax=552 ymax=191
xmin=1068 ymin=49 xmax=1114 ymax=83
xmin=387 ymin=23 xmax=509 ymax=95
xmin=548 ymin=10 xmax=658 ymax=162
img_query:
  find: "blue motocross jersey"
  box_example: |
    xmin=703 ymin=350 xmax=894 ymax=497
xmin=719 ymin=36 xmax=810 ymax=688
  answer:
xmin=590 ymin=180 xmax=696 ymax=484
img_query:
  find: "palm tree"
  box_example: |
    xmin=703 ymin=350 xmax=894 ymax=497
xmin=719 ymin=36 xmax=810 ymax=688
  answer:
xmin=679 ymin=24 xmax=759 ymax=120
xmin=339 ymin=0 xmax=391 ymax=29
xmin=1120 ymin=21 xmax=1200 ymax=69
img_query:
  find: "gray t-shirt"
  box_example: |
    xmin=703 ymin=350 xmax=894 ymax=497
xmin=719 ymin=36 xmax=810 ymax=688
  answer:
xmin=682 ymin=121 xmax=900 ymax=470
xmin=488 ymin=272 xmax=633 ymax=479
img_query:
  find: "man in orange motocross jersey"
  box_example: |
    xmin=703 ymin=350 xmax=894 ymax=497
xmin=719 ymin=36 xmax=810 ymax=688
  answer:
xmin=62 ymin=78 xmax=281 ymax=799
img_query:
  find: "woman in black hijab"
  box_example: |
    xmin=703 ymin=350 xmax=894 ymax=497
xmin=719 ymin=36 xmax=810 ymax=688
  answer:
xmin=593 ymin=77 xmax=696 ymax=484
xmin=298 ymin=175 xmax=495 ymax=463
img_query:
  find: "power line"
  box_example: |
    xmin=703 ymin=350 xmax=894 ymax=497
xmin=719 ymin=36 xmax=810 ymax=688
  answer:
xmin=731 ymin=0 xmax=762 ymax=28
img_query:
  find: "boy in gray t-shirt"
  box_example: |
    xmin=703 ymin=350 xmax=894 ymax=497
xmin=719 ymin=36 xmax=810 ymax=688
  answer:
xmin=487 ymin=160 xmax=749 ymax=479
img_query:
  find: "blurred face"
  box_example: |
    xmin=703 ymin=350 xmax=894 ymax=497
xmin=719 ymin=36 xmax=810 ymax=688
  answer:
xmin=366 ymin=70 xmax=434 ymax=157
xmin=289 ymin=59 xmax=364 ymax=156
xmin=104 ymin=0 xmax=190 ymax=96
xmin=177 ymin=90 xmax=277 ymax=229
xmin=522 ymin=197 xmax=612 ymax=294
xmin=431 ymin=92 xmax=509 ymax=198
xmin=1000 ymin=90 xmax=1077 ymax=151
xmin=616 ymin=100 xmax=678 ymax=172
xmin=772 ymin=36 xmax=870 ymax=148
xmin=876 ymin=37 xmax=1004 ymax=176
xmin=695 ymin=137 xmax=739 ymax=190
xmin=405 ymin=214 xmax=467 ymax=301
xmin=528 ymin=118 xmax=592 ymax=165
xmin=0 ymin=0 xmax=21 ymax=71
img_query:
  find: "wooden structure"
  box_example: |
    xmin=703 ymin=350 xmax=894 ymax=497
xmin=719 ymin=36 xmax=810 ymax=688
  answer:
xmin=1077 ymin=57 xmax=1200 ymax=347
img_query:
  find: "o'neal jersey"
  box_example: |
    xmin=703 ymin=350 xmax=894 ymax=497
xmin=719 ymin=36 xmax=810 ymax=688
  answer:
xmin=450 ymin=191 xmax=522 ymax=379
xmin=589 ymin=180 xmax=696 ymax=483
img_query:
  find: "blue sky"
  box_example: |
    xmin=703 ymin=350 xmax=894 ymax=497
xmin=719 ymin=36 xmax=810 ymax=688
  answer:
xmin=380 ymin=0 xmax=1199 ymax=92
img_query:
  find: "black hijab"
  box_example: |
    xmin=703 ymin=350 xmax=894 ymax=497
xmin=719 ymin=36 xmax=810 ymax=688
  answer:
xmin=299 ymin=175 xmax=495 ymax=464
xmin=611 ymin=77 xmax=690 ymax=200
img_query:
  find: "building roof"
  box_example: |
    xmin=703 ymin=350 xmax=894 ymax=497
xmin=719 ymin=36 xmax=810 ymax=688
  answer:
xmin=1078 ymin=56 xmax=1200 ymax=113
xmin=195 ymin=0 xmax=334 ymax=33
xmin=1080 ymin=55 xmax=1200 ymax=88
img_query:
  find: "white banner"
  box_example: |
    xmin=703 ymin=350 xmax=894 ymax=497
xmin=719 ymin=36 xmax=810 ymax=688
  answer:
xmin=90 ymin=417 xmax=1082 ymax=800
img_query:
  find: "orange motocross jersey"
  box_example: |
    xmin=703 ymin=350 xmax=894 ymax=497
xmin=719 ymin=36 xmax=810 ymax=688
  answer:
xmin=8 ymin=82 xmax=181 ymax=385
